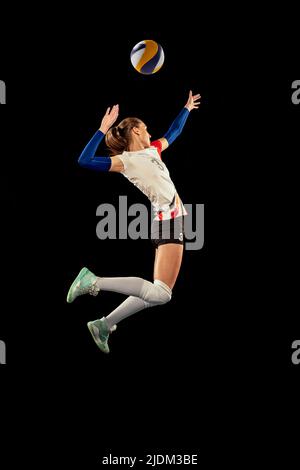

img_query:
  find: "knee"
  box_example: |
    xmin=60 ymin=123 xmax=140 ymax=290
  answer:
xmin=156 ymin=288 xmax=172 ymax=305
xmin=155 ymin=280 xmax=172 ymax=305
xmin=143 ymin=279 xmax=172 ymax=306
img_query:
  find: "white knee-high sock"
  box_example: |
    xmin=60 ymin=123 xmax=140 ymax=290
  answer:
xmin=95 ymin=277 xmax=172 ymax=329
xmin=105 ymin=296 xmax=151 ymax=330
xmin=95 ymin=277 xmax=172 ymax=306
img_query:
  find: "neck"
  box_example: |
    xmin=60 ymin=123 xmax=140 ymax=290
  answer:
xmin=128 ymin=142 xmax=145 ymax=151
xmin=128 ymin=136 xmax=148 ymax=151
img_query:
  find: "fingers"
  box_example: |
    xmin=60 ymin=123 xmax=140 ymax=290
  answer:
xmin=190 ymin=92 xmax=201 ymax=100
xmin=188 ymin=91 xmax=201 ymax=107
xmin=186 ymin=90 xmax=201 ymax=110
xmin=105 ymin=104 xmax=119 ymax=116
xmin=110 ymin=104 xmax=119 ymax=116
xmin=191 ymin=92 xmax=201 ymax=108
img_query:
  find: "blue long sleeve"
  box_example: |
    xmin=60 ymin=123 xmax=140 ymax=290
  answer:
xmin=163 ymin=107 xmax=190 ymax=145
xmin=78 ymin=130 xmax=111 ymax=171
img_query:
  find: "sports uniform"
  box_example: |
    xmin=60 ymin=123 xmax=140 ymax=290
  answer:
xmin=118 ymin=139 xmax=187 ymax=247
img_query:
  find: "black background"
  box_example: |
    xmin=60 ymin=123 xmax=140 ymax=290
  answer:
xmin=1 ymin=16 xmax=299 ymax=468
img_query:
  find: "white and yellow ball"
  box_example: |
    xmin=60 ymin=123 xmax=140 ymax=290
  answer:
xmin=130 ymin=40 xmax=164 ymax=75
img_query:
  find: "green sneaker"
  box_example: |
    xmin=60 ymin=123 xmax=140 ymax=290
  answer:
xmin=87 ymin=318 xmax=110 ymax=354
xmin=67 ymin=267 xmax=99 ymax=303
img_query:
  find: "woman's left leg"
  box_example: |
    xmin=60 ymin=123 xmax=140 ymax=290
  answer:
xmin=103 ymin=243 xmax=183 ymax=331
xmin=70 ymin=243 xmax=184 ymax=353
xmin=86 ymin=246 xmax=175 ymax=353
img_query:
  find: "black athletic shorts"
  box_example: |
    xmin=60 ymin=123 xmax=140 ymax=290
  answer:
xmin=151 ymin=216 xmax=185 ymax=249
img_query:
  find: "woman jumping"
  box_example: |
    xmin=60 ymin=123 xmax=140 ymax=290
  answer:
xmin=67 ymin=91 xmax=201 ymax=353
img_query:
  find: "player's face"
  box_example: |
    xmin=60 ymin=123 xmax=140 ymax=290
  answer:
xmin=140 ymin=123 xmax=151 ymax=147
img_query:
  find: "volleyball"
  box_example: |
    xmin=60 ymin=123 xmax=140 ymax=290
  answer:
xmin=130 ymin=40 xmax=165 ymax=75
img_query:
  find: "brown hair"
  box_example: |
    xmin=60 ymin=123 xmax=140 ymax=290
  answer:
xmin=105 ymin=117 xmax=143 ymax=156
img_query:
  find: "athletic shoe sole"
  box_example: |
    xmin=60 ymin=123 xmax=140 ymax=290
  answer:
xmin=87 ymin=321 xmax=110 ymax=354
xmin=66 ymin=267 xmax=89 ymax=303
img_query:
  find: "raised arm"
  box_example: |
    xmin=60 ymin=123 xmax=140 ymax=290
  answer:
xmin=158 ymin=91 xmax=201 ymax=151
xmin=78 ymin=105 xmax=122 ymax=172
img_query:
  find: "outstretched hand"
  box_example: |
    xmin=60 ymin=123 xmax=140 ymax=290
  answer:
xmin=184 ymin=91 xmax=201 ymax=111
xmin=99 ymin=104 xmax=119 ymax=134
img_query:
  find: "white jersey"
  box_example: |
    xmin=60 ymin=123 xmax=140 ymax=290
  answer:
xmin=118 ymin=141 xmax=187 ymax=221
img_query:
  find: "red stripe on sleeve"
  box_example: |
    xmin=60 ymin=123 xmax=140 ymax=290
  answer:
xmin=151 ymin=140 xmax=162 ymax=159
